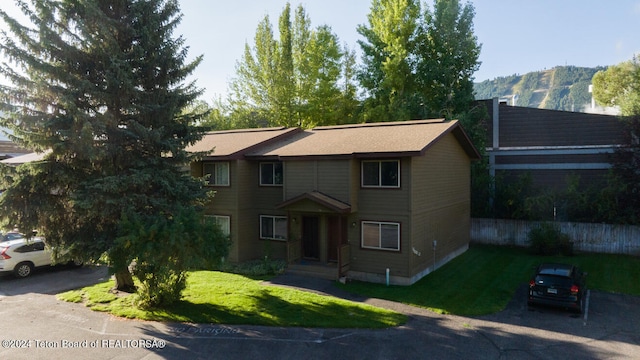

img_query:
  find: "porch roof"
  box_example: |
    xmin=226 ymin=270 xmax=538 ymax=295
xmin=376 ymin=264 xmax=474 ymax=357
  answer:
xmin=276 ymin=191 xmax=351 ymax=214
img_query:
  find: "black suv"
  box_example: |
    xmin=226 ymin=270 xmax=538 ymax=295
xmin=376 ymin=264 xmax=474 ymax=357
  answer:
xmin=528 ymin=263 xmax=587 ymax=313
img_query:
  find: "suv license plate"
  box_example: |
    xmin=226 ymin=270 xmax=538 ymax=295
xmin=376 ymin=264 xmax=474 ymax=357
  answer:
xmin=547 ymin=288 xmax=557 ymax=294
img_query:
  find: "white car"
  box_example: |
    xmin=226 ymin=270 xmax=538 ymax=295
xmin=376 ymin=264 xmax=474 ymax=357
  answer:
xmin=0 ymin=237 xmax=62 ymax=278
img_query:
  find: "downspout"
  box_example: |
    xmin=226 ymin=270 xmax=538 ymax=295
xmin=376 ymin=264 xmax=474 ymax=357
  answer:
xmin=490 ymin=97 xmax=500 ymax=179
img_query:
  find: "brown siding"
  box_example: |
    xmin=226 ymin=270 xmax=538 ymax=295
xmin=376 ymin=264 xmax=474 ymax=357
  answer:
xmin=357 ymin=157 xmax=411 ymax=216
xmin=284 ymin=159 xmax=351 ymax=205
xmin=410 ymin=133 xmax=471 ymax=276
xmin=317 ymin=160 xmax=350 ymax=203
xmin=349 ymin=159 xmax=359 ymax=213
xmin=197 ymin=160 xmax=287 ymax=262
xmin=246 ymin=161 xmax=287 ymax=261
xmin=347 ymin=214 xmax=412 ymax=278
xmin=284 ymin=161 xmax=316 ymax=198
xmin=235 ymin=160 xmax=260 ymax=261
xmin=350 ymin=157 xmax=412 ymax=277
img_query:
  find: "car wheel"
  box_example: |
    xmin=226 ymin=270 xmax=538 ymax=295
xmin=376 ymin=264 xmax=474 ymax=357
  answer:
xmin=14 ymin=262 xmax=34 ymax=278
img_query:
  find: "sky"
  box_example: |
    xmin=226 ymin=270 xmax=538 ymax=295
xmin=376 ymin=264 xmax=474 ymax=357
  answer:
xmin=1 ymin=1 xmax=640 ymax=102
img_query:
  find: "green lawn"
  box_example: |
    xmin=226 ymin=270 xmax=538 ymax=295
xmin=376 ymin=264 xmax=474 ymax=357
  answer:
xmin=338 ymin=244 xmax=640 ymax=316
xmin=58 ymin=245 xmax=640 ymax=325
xmin=57 ymin=271 xmax=406 ymax=328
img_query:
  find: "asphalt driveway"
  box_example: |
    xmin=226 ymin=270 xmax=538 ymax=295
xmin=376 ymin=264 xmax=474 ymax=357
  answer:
xmin=0 ymin=268 xmax=639 ymax=359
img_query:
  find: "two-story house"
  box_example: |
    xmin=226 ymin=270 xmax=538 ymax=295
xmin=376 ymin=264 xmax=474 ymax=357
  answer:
xmin=189 ymin=119 xmax=480 ymax=285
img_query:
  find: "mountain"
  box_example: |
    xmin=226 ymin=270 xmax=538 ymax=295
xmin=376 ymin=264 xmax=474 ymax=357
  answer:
xmin=473 ymin=66 xmax=608 ymax=112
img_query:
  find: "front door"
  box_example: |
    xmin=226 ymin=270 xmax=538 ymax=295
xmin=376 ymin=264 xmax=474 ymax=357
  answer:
xmin=327 ymin=216 xmax=345 ymax=262
xmin=302 ymin=216 xmax=320 ymax=260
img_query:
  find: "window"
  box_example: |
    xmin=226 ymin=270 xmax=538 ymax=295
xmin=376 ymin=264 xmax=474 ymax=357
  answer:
xmin=260 ymin=162 xmax=283 ymax=186
xmin=362 ymin=160 xmax=400 ymax=188
xmin=211 ymin=215 xmax=230 ymax=236
xmin=361 ymin=221 xmax=400 ymax=251
xmin=260 ymin=215 xmax=287 ymax=241
xmin=203 ymin=162 xmax=229 ymax=186
xmin=15 ymin=241 xmax=45 ymax=253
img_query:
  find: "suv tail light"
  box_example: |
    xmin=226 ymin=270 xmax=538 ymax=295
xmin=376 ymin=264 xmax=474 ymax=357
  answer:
xmin=0 ymin=247 xmax=10 ymax=260
xmin=529 ymin=279 xmax=535 ymax=287
xmin=570 ymin=285 xmax=579 ymax=294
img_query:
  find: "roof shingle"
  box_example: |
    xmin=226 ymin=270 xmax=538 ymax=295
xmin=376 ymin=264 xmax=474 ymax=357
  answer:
xmin=247 ymin=119 xmax=477 ymax=159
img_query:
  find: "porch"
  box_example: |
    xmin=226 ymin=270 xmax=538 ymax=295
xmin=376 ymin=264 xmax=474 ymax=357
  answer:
xmin=278 ymin=191 xmax=352 ymax=280
xmin=286 ymin=239 xmax=350 ymax=280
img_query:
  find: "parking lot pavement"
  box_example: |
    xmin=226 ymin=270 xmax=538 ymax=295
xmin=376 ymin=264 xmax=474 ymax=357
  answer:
xmin=0 ymin=265 xmax=110 ymax=296
xmin=1 ymin=271 xmax=639 ymax=359
xmin=470 ymin=284 xmax=640 ymax=359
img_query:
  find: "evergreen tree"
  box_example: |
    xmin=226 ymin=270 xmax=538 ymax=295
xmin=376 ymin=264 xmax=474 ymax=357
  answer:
xmin=0 ymin=0 xmax=229 ymax=307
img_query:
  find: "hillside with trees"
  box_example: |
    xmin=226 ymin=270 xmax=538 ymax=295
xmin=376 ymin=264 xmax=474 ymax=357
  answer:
xmin=474 ymin=66 xmax=606 ymax=112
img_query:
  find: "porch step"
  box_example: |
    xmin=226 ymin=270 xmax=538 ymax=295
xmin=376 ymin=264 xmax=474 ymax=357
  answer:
xmin=286 ymin=262 xmax=339 ymax=280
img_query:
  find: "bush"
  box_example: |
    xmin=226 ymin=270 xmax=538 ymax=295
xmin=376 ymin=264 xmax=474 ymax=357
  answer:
xmin=219 ymin=257 xmax=288 ymax=277
xmin=528 ymin=222 xmax=573 ymax=256
xmin=134 ymin=265 xmax=187 ymax=309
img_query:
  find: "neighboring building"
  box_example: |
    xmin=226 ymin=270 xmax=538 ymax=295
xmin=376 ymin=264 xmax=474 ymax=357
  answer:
xmin=189 ymin=119 xmax=480 ymax=285
xmin=479 ymin=98 xmax=627 ymax=190
xmin=0 ymin=140 xmax=30 ymax=161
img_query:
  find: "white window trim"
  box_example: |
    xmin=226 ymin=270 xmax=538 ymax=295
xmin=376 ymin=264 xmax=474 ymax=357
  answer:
xmin=259 ymin=162 xmax=284 ymax=186
xmin=260 ymin=215 xmax=288 ymax=241
xmin=361 ymin=221 xmax=400 ymax=251
xmin=203 ymin=162 xmax=230 ymax=186
xmin=361 ymin=160 xmax=400 ymax=188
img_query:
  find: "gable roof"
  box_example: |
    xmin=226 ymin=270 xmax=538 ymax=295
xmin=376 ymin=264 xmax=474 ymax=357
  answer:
xmin=4 ymin=120 xmax=481 ymax=165
xmin=186 ymin=127 xmax=301 ymax=160
xmin=247 ymin=119 xmax=480 ymax=160
xmin=276 ymin=191 xmax=351 ymax=213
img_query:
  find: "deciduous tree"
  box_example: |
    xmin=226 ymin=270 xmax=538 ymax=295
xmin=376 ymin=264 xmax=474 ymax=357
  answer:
xmin=592 ymin=57 xmax=640 ymax=116
xmin=417 ymin=0 xmax=481 ymax=119
xmin=219 ymin=2 xmax=357 ymax=129
xmin=357 ymin=0 xmax=420 ymax=121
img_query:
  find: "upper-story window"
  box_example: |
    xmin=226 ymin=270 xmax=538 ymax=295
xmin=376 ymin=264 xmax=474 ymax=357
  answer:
xmin=203 ymin=162 xmax=229 ymax=186
xmin=361 ymin=160 xmax=400 ymax=188
xmin=260 ymin=162 xmax=283 ymax=186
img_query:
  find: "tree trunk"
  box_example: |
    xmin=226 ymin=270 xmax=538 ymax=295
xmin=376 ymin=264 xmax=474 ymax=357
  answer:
xmin=113 ymin=269 xmax=136 ymax=293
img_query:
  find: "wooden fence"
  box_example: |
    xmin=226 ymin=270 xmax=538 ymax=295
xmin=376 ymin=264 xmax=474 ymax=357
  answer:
xmin=471 ymin=218 xmax=640 ymax=256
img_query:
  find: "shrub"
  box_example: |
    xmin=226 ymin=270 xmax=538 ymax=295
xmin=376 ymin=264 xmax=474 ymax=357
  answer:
xmin=528 ymin=222 xmax=573 ymax=256
xmin=219 ymin=257 xmax=288 ymax=277
xmin=133 ymin=265 xmax=187 ymax=309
